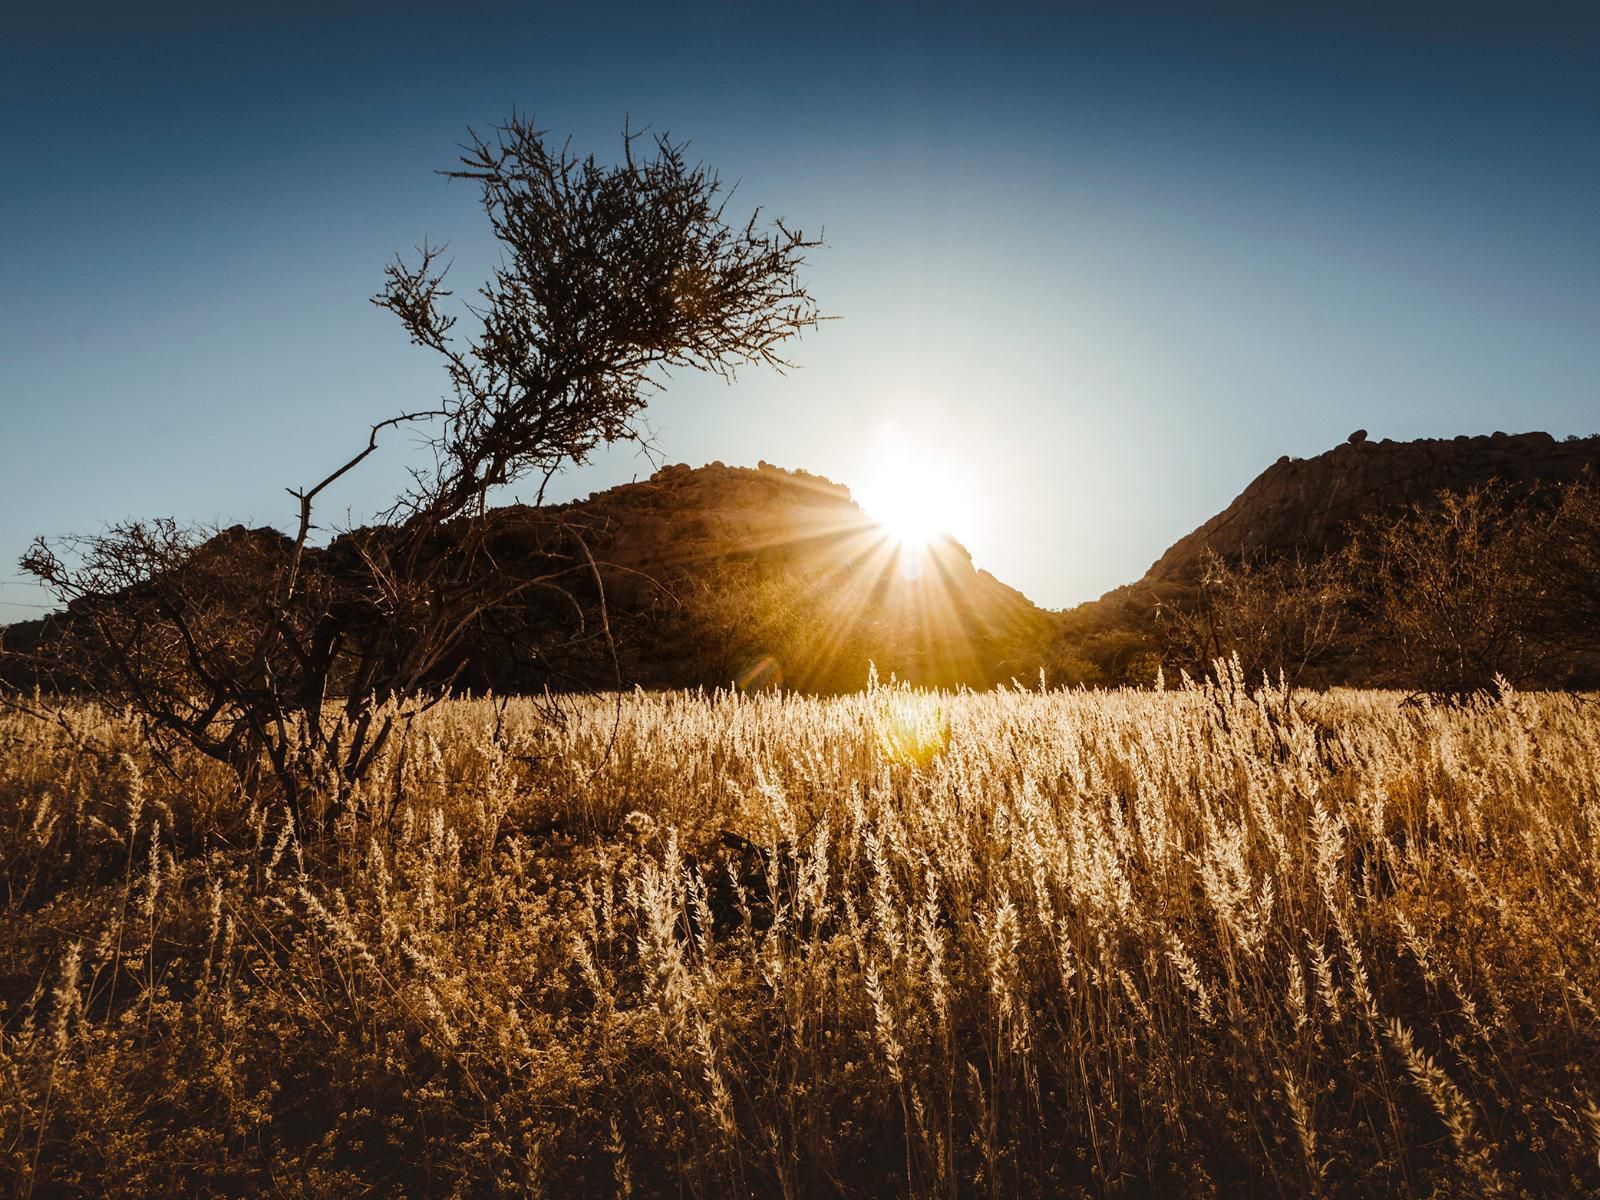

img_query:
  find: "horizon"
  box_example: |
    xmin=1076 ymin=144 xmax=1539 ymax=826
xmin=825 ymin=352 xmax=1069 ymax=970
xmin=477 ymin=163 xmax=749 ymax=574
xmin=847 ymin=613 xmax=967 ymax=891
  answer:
xmin=4 ymin=2 xmax=1600 ymax=623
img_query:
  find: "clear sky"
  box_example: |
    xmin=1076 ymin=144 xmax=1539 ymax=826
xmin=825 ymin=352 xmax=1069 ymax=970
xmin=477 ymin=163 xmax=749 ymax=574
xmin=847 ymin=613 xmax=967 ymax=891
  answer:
xmin=3 ymin=2 xmax=1598 ymax=622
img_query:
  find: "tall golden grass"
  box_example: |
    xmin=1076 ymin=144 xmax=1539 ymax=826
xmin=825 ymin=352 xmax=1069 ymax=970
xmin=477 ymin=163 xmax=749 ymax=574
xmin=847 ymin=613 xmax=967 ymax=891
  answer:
xmin=2 ymin=668 xmax=1598 ymax=1196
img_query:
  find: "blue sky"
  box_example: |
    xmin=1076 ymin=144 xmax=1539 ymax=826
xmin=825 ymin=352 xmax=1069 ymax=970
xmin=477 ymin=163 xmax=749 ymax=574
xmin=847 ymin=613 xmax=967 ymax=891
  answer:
xmin=3 ymin=2 xmax=1597 ymax=620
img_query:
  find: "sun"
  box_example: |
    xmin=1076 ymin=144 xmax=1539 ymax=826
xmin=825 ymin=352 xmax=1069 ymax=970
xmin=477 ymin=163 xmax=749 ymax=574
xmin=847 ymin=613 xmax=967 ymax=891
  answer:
xmin=854 ymin=442 xmax=976 ymax=557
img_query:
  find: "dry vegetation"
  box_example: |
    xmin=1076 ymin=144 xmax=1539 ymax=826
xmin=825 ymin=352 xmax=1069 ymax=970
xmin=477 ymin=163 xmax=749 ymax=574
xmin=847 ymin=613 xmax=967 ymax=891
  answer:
xmin=3 ymin=671 xmax=1599 ymax=1196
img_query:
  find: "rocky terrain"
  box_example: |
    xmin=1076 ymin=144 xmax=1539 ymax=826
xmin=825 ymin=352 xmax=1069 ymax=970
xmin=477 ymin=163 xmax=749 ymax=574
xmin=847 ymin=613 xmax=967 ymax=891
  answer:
xmin=1050 ymin=429 xmax=1600 ymax=686
xmin=513 ymin=460 xmax=1052 ymax=690
xmin=1144 ymin=429 xmax=1600 ymax=583
xmin=0 ymin=461 xmax=1053 ymax=695
xmin=5 ymin=432 xmax=1596 ymax=694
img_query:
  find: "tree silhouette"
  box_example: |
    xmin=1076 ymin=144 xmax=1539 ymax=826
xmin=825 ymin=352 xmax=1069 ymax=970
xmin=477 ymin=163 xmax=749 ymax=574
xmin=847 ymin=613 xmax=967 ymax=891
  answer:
xmin=19 ymin=114 xmax=824 ymax=826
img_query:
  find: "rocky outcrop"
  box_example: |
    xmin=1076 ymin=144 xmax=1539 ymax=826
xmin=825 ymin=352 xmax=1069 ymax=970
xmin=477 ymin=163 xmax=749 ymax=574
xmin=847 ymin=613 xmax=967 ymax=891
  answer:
xmin=1144 ymin=431 xmax=1600 ymax=584
xmin=477 ymin=460 xmax=1051 ymax=690
xmin=12 ymin=434 xmax=1594 ymax=694
xmin=1 ymin=461 xmax=1052 ymax=695
xmin=537 ymin=460 xmax=862 ymax=609
xmin=1047 ymin=429 xmax=1600 ymax=687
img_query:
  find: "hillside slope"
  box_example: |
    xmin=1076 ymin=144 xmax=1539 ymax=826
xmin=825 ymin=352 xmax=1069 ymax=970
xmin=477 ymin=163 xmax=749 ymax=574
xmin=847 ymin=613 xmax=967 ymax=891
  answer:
xmin=480 ymin=460 xmax=1051 ymax=690
xmin=1 ymin=462 xmax=1053 ymax=695
xmin=1053 ymin=430 xmax=1600 ymax=685
xmin=1145 ymin=430 xmax=1600 ymax=584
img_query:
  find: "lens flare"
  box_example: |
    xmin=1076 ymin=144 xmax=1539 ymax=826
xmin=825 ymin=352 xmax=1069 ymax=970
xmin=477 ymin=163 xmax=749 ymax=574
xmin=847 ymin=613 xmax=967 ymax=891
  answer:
xmin=854 ymin=442 xmax=976 ymax=557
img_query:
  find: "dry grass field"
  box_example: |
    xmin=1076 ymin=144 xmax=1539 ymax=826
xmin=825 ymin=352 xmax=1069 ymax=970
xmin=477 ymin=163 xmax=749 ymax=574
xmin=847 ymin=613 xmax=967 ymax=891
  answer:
xmin=3 ymin=671 xmax=1598 ymax=1196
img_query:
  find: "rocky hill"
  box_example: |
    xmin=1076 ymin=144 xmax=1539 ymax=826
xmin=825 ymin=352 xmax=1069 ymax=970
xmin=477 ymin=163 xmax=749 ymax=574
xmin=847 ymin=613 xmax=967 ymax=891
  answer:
xmin=1144 ymin=430 xmax=1600 ymax=585
xmin=7 ymin=434 xmax=1595 ymax=695
xmin=0 ymin=461 xmax=1053 ymax=695
xmin=504 ymin=460 xmax=1051 ymax=690
xmin=1051 ymin=429 xmax=1600 ymax=686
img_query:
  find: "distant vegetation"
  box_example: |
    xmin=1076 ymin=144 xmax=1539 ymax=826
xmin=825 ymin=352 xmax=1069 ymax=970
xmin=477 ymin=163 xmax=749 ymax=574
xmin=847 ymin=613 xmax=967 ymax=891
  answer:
xmin=3 ymin=680 xmax=1598 ymax=1195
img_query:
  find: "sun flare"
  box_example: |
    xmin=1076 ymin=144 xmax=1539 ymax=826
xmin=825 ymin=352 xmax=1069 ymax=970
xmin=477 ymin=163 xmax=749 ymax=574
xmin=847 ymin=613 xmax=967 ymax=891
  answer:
xmin=854 ymin=442 xmax=976 ymax=556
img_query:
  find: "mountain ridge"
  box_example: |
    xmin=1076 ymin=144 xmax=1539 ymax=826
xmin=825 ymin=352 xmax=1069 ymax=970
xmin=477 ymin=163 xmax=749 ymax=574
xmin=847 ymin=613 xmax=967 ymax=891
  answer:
xmin=1047 ymin=428 xmax=1600 ymax=687
xmin=5 ymin=432 xmax=1596 ymax=693
xmin=1140 ymin=429 xmax=1600 ymax=587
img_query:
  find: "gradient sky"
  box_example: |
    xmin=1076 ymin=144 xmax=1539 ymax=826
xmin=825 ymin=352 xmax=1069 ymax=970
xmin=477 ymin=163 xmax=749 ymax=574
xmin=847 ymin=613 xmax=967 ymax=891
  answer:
xmin=3 ymin=2 xmax=1598 ymax=623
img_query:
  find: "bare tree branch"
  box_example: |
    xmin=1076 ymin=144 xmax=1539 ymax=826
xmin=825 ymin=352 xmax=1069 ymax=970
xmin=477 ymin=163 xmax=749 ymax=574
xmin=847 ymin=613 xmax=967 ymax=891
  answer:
xmin=15 ymin=113 xmax=825 ymax=830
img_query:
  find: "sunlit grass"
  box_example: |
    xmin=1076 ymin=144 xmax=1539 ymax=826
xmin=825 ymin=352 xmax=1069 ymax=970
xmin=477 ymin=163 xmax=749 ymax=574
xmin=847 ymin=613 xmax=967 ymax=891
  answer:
xmin=3 ymin=674 xmax=1598 ymax=1196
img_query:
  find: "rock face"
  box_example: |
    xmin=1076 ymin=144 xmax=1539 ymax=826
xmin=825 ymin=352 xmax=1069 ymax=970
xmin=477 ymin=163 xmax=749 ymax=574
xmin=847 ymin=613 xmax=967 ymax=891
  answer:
xmin=1 ymin=460 xmax=1052 ymax=695
xmin=503 ymin=460 xmax=1051 ymax=690
xmin=1143 ymin=431 xmax=1600 ymax=585
xmin=11 ymin=434 xmax=1595 ymax=694
xmin=540 ymin=460 xmax=859 ymax=610
xmin=1046 ymin=429 xmax=1600 ymax=688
